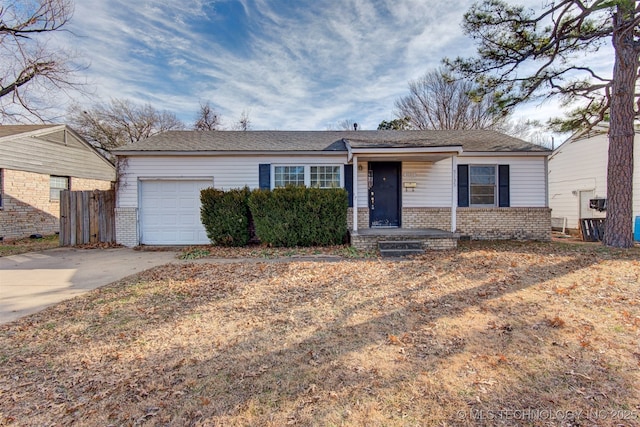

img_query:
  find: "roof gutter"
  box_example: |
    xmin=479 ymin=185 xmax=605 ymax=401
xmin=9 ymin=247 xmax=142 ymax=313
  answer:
xmin=461 ymin=151 xmax=551 ymax=157
xmin=113 ymin=150 xmax=349 ymax=157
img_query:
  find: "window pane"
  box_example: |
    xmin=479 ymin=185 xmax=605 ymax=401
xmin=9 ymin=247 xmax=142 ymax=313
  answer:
xmin=50 ymin=176 xmax=69 ymax=201
xmin=469 ymin=166 xmax=495 ymax=206
xmin=310 ymin=166 xmax=340 ymax=188
xmin=470 ymin=166 xmax=495 ymax=185
xmin=274 ymin=166 xmax=304 ymax=188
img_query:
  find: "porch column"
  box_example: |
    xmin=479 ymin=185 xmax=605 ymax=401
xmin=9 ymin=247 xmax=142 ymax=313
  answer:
xmin=352 ymin=156 xmax=358 ymax=232
xmin=451 ymin=155 xmax=457 ymax=233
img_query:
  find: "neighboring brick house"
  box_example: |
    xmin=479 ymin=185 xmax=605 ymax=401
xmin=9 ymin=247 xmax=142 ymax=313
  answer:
xmin=0 ymin=125 xmax=116 ymax=241
xmin=113 ymin=130 xmax=551 ymax=248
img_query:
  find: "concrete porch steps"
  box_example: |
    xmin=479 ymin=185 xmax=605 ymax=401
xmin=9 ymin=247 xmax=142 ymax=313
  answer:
xmin=350 ymin=228 xmax=459 ymax=254
xmin=378 ymin=240 xmax=424 ymax=258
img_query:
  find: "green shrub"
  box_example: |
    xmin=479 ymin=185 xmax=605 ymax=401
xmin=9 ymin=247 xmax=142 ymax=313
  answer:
xmin=200 ymin=187 xmax=251 ymax=246
xmin=248 ymin=187 xmax=348 ymax=247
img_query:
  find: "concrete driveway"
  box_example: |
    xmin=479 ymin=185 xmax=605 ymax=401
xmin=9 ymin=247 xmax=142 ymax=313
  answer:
xmin=0 ymin=248 xmax=179 ymax=324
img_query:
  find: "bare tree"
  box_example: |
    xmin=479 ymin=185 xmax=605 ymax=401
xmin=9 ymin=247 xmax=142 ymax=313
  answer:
xmin=68 ymin=98 xmax=185 ymax=152
xmin=499 ymin=118 xmax=555 ymax=149
xmin=234 ymin=109 xmax=251 ymax=131
xmin=0 ymin=0 xmax=80 ymax=121
xmin=395 ymin=68 xmax=508 ymax=130
xmin=326 ymin=119 xmax=359 ymax=130
xmin=194 ymin=101 xmax=221 ymax=130
xmin=339 ymin=119 xmax=359 ymax=131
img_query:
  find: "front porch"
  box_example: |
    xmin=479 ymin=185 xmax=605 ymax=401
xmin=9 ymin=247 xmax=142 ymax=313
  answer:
xmin=349 ymin=227 xmax=459 ymax=254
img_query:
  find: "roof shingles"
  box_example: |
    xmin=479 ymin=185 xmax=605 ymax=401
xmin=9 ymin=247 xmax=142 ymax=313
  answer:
xmin=113 ymin=130 xmax=550 ymax=154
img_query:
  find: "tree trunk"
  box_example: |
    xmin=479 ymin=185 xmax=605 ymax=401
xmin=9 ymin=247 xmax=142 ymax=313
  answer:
xmin=603 ymin=4 xmax=638 ymax=248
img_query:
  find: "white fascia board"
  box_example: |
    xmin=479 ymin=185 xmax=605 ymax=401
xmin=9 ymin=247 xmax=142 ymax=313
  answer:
xmin=114 ymin=150 xmax=349 ymax=158
xmin=351 ymin=146 xmax=463 ymax=155
xmin=349 ymin=146 xmax=463 ymax=157
xmin=460 ymin=151 xmax=550 ymax=158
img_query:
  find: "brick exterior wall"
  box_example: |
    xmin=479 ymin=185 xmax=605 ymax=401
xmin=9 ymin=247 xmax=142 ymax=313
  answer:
xmin=115 ymin=207 xmax=138 ymax=247
xmin=0 ymin=169 xmax=112 ymax=241
xmin=349 ymin=207 xmax=551 ymax=242
xmin=346 ymin=207 xmax=370 ymax=230
xmin=350 ymin=233 xmax=458 ymax=251
xmin=456 ymin=207 xmax=551 ymax=241
xmin=402 ymin=207 xmax=451 ymax=230
xmin=74 ymin=178 xmax=113 ymax=192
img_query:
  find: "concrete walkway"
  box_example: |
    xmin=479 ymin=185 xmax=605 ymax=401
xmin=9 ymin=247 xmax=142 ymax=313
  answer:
xmin=0 ymin=248 xmax=179 ymax=324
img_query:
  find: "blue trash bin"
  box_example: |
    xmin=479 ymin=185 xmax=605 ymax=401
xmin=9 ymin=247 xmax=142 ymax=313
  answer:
xmin=635 ymin=216 xmax=640 ymax=242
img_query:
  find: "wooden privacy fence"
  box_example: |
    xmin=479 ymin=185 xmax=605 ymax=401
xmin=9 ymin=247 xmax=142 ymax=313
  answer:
xmin=60 ymin=190 xmax=115 ymax=246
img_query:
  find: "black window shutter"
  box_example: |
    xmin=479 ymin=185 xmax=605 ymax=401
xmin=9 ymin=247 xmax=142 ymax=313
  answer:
xmin=457 ymin=164 xmax=469 ymax=207
xmin=259 ymin=164 xmax=270 ymax=190
xmin=498 ymin=164 xmax=510 ymax=207
xmin=344 ymin=164 xmax=354 ymax=207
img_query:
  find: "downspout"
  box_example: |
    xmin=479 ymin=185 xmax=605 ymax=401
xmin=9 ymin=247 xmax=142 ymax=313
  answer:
xmin=544 ymin=155 xmax=549 ymax=208
xmin=451 ymin=155 xmax=457 ymax=233
xmin=353 ymin=155 xmax=358 ymax=232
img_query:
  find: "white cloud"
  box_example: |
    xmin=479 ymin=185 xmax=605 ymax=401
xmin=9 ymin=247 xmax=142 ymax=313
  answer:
xmin=44 ymin=0 xmax=615 ymax=132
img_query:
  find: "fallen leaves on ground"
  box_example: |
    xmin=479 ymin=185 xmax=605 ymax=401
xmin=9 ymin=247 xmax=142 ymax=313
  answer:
xmin=0 ymin=235 xmax=59 ymax=257
xmin=1 ymin=241 xmax=639 ymax=426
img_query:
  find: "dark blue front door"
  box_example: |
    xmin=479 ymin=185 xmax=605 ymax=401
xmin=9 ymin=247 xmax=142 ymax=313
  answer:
xmin=369 ymin=162 xmax=400 ymax=227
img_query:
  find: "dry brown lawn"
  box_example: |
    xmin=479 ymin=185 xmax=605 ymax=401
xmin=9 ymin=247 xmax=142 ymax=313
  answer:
xmin=0 ymin=235 xmax=59 ymax=257
xmin=1 ymin=241 xmax=639 ymax=426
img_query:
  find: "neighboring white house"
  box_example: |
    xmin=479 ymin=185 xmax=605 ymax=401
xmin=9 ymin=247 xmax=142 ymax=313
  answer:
xmin=112 ymin=130 xmax=551 ymax=247
xmin=548 ymin=126 xmax=640 ymax=234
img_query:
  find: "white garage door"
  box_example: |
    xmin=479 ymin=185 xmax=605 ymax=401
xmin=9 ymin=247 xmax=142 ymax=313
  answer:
xmin=139 ymin=180 xmax=212 ymax=245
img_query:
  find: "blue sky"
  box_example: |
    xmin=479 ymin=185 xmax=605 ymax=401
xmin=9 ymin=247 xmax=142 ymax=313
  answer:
xmin=54 ymin=0 xmax=615 ymax=131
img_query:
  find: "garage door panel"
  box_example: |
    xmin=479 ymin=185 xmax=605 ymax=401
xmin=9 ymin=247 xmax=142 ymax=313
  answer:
xmin=140 ymin=180 xmax=211 ymax=245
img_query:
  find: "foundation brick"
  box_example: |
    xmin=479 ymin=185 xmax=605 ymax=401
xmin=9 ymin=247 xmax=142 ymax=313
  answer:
xmin=115 ymin=207 xmax=138 ymax=247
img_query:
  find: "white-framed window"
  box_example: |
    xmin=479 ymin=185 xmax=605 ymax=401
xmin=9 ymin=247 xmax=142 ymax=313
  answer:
xmin=310 ymin=165 xmax=341 ymax=188
xmin=50 ymin=176 xmax=69 ymax=201
xmin=469 ymin=165 xmax=496 ymax=206
xmin=274 ymin=166 xmax=305 ymax=187
xmin=273 ymin=165 xmax=342 ymax=189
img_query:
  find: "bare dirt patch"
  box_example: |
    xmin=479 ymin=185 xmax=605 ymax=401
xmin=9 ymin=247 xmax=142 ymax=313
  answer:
xmin=1 ymin=241 xmax=639 ymax=426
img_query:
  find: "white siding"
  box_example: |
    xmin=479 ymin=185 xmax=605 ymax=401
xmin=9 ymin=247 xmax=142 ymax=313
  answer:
xmin=356 ymin=161 xmax=368 ymax=208
xmin=548 ymin=134 xmax=613 ymax=229
xmin=549 ymin=133 xmax=640 ymax=232
xmin=353 ymin=156 xmax=545 ymax=209
xmin=460 ymin=156 xmax=548 ymax=207
xmin=402 ymin=160 xmax=453 ymax=207
xmin=120 ymin=154 xmax=548 ymax=211
xmin=118 ymin=154 xmax=346 ymax=208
